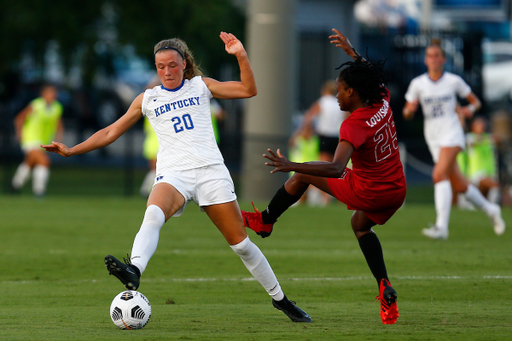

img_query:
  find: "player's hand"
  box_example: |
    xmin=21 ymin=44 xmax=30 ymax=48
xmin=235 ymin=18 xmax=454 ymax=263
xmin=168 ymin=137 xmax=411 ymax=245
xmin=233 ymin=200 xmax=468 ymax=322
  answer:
xmin=403 ymin=100 xmax=418 ymax=120
xmin=220 ymin=32 xmax=245 ymax=57
xmin=264 ymin=148 xmax=294 ymax=173
xmin=329 ymin=28 xmax=357 ymax=58
xmin=459 ymin=105 xmax=475 ymax=119
xmin=41 ymin=141 xmax=72 ymax=157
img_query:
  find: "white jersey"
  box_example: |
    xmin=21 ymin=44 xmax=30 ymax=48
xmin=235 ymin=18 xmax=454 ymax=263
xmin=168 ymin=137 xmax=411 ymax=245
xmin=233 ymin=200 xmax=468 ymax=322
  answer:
xmin=315 ymin=95 xmax=345 ymax=137
xmin=405 ymin=72 xmax=471 ymax=147
xmin=141 ymin=76 xmax=224 ymax=173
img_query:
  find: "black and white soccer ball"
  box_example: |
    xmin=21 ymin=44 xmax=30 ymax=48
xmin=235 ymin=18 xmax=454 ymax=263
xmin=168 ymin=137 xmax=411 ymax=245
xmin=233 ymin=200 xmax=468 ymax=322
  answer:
xmin=110 ymin=290 xmax=151 ymax=330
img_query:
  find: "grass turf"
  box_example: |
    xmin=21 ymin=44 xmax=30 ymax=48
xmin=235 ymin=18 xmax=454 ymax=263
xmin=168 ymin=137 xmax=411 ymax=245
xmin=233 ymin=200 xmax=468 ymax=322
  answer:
xmin=0 ymin=194 xmax=511 ymax=340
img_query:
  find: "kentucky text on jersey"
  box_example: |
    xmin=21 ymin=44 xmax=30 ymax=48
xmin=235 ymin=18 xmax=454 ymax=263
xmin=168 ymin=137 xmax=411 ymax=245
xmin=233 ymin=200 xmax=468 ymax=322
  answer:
xmin=155 ymin=97 xmax=201 ymax=117
xmin=365 ymin=99 xmax=389 ymax=128
xmin=423 ymin=95 xmax=453 ymax=104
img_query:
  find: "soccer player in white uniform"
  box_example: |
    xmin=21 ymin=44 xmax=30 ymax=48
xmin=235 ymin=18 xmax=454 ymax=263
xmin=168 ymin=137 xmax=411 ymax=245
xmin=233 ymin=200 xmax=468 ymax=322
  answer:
xmin=42 ymin=32 xmax=311 ymax=323
xmin=403 ymin=43 xmax=505 ymax=239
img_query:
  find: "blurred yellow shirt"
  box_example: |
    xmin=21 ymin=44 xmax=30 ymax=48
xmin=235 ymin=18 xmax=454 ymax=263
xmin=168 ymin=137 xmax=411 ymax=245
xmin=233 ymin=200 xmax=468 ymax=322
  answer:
xmin=21 ymin=97 xmax=63 ymax=146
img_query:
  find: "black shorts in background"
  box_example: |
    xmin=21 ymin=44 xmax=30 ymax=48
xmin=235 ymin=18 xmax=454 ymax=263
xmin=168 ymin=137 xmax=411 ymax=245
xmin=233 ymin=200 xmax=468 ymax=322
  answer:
xmin=318 ymin=135 xmax=339 ymax=154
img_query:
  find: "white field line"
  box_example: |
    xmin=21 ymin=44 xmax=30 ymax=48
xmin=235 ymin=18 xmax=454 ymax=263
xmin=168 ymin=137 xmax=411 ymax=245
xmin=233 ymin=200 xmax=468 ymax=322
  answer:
xmin=2 ymin=275 xmax=512 ymax=285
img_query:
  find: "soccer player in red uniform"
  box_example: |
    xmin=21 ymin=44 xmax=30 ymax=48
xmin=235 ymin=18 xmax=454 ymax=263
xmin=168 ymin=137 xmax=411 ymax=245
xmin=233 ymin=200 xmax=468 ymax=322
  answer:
xmin=242 ymin=29 xmax=405 ymax=325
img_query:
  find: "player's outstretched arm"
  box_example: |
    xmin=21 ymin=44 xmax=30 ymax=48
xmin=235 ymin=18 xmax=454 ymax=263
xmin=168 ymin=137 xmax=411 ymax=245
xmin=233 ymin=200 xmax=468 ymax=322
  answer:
xmin=264 ymin=141 xmax=354 ymax=178
xmin=329 ymin=28 xmax=362 ymax=61
xmin=203 ymin=32 xmax=257 ymax=99
xmin=42 ymin=94 xmax=143 ymax=157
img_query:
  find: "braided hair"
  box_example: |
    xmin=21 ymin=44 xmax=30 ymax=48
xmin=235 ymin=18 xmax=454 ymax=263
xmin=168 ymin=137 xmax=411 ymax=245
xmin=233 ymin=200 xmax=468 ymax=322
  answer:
xmin=336 ymin=56 xmax=390 ymax=106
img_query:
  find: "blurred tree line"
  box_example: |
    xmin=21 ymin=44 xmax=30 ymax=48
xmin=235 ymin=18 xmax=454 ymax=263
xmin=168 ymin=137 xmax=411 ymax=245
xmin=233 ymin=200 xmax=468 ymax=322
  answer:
xmin=0 ymin=0 xmax=245 ymax=101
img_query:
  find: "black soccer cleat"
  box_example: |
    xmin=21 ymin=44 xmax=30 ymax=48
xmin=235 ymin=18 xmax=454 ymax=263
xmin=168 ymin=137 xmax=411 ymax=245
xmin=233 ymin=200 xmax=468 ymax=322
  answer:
xmin=272 ymin=296 xmax=312 ymax=323
xmin=105 ymin=254 xmax=141 ymax=291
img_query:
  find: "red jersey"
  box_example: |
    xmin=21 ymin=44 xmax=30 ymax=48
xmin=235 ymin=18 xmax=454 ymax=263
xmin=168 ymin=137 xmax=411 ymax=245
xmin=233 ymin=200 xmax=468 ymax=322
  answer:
xmin=339 ymin=90 xmax=405 ymax=193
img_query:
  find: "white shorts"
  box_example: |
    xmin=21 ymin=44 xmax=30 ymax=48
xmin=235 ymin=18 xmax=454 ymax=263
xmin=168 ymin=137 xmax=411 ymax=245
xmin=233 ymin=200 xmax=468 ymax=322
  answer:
xmin=21 ymin=140 xmax=45 ymax=153
xmin=426 ymin=129 xmax=465 ymax=163
xmin=154 ymin=163 xmax=237 ymax=217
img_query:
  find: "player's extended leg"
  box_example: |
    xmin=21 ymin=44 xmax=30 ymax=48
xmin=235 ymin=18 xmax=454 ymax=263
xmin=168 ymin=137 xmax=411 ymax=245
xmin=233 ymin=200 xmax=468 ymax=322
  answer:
xmin=105 ymin=183 xmax=184 ymax=290
xmin=351 ymin=211 xmax=398 ymax=324
xmin=451 ymin=164 xmax=505 ymax=235
xmin=424 ymin=146 xmax=460 ymax=239
xmin=242 ymin=173 xmax=332 ymax=237
xmin=479 ymin=177 xmax=500 ymax=204
xmin=204 ymin=201 xmax=311 ymax=323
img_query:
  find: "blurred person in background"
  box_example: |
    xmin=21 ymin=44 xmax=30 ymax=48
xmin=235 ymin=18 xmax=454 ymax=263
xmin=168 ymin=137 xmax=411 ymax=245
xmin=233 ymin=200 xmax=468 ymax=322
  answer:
xmin=42 ymin=32 xmax=311 ymax=323
xmin=210 ymin=98 xmax=224 ymax=144
xmin=298 ymin=80 xmax=347 ymax=205
xmin=139 ymin=75 xmax=161 ymax=197
xmin=457 ymin=116 xmax=500 ymax=209
xmin=403 ymin=42 xmax=505 ymax=239
xmin=288 ymin=118 xmax=320 ymax=205
xmin=139 ymin=116 xmax=159 ymax=197
xmin=12 ymin=84 xmax=64 ymax=197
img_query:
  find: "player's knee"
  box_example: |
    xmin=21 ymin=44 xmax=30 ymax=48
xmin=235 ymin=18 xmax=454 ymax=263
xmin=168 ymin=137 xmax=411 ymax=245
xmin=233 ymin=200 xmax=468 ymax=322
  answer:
xmin=230 ymin=236 xmax=252 ymax=257
xmin=143 ymin=205 xmax=166 ymax=227
xmin=432 ymin=171 xmax=448 ymax=183
xmin=286 ymin=173 xmax=310 ymax=193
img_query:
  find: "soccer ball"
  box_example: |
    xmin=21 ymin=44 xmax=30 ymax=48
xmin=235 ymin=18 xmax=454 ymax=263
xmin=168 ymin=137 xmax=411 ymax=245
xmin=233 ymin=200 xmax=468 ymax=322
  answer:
xmin=110 ymin=290 xmax=151 ymax=330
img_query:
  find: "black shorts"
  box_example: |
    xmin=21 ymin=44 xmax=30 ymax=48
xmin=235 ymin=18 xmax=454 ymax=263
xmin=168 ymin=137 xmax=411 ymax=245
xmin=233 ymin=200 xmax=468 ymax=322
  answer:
xmin=318 ymin=135 xmax=339 ymax=154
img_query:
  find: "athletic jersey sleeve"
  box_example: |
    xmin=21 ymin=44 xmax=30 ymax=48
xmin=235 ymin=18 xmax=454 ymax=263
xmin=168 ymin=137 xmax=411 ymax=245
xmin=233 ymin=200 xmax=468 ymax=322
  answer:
xmin=141 ymin=89 xmax=154 ymax=117
xmin=198 ymin=76 xmax=214 ymax=100
xmin=404 ymin=77 xmax=420 ymax=103
xmin=454 ymin=75 xmax=472 ymax=98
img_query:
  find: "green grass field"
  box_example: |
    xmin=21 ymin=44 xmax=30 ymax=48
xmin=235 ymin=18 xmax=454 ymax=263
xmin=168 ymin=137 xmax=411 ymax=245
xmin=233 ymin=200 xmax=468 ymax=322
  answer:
xmin=1 ymin=193 xmax=511 ymax=340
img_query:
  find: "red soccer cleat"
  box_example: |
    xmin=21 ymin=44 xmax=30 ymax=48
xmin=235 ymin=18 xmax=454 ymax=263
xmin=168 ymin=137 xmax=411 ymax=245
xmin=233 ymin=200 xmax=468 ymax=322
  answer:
xmin=376 ymin=278 xmax=399 ymax=324
xmin=241 ymin=202 xmax=274 ymax=238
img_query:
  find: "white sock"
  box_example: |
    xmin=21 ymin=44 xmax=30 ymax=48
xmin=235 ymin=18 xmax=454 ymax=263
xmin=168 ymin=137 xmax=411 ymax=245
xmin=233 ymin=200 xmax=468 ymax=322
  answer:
xmin=230 ymin=237 xmax=284 ymax=301
xmin=488 ymin=187 xmax=500 ymax=204
xmin=32 ymin=165 xmax=49 ymax=196
xmin=12 ymin=163 xmax=31 ymax=189
xmin=139 ymin=170 xmax=156 ymax=196
xmin=434 ymin=180 xmax=452 ymax=232
xmin=464 ymin=184 xmax=493 ymax=215
xmin=130 ymin=205 xmax=166 ymax=274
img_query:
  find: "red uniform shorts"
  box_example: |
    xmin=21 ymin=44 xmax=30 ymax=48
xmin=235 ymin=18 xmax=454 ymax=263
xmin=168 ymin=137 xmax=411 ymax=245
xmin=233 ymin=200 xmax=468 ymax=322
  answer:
xmin=326 ymin=168 xmax=406 ymax=225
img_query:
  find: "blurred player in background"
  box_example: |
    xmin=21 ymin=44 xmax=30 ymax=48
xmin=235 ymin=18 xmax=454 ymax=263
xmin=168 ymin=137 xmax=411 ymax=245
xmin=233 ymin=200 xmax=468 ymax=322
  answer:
xmin=139 ymin=117 xmax=159 ymax=197
xmin=288 ymin=118 xmax=320 ymax=205
xmin=243 ymin=29 xmax=404 ymax=325
xmin=139 ymin=76 xmax=161 ymax=197
xmin=42 ymin=32 xmax=311 ymax=323
xmin=210 ymin=98 xmax=224 ymax=144
xmin=299 ymin=80 xmax=347 ymax=205
xmin=403 ymin=42 xmax=505 ymax=239
xmin=458 ymin=117 xmax=500 ymax=205
xmin=12 ymin=84 xmax=64 ymax=197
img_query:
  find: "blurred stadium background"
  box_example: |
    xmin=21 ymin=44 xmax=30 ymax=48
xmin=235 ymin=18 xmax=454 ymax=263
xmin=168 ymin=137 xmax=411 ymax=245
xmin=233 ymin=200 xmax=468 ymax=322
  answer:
xmin=1 ymin=0 xmax=511 ymax=201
